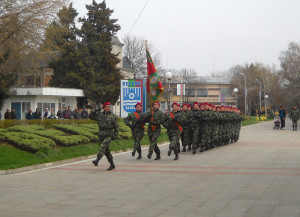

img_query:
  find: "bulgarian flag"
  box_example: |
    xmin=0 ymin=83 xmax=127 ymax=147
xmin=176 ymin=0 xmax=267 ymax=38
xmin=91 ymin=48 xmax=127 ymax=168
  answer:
xmin=146 ymin=48 xmax=164 ymax=101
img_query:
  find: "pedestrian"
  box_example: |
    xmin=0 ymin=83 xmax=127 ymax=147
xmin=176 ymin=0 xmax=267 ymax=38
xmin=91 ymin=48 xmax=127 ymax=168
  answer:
xmin=279 ymin=106 xmax=287 ymax=130
xmin=89 ymin=102 xmax=118 ymax=171
xmin=4 ymin=109 xmax=11 ymax=119
xmin=63 ymin=107 xmax=68 ymax=119
xmin=43 ymin=108 xmax=50 ymax=119
xmin=72 ymin=107 xmax=81 ymax=119
xmin=144 ymin=101 xmax=165 ymax=160
xmin=289 ymin=105 xmax=300 ymax=131
xmin=163 ymin=102 xmax=184 ymax=160
xmin=81 ymin=107 xmax=89 ymax=119
xmin=34 ymin=108 xmax=42 ymax=119
xmin=49 ymin=108 xmax=56 ymax=119
xmin=10 ymin=108 xmax=17 ymax=119
xmin=124 ymin=102 xmax=145 ymax=159
xmin=57 ymin=107 xmax=63 ymax=119
xmin=26 ymin=109 xmax=34 ymax=120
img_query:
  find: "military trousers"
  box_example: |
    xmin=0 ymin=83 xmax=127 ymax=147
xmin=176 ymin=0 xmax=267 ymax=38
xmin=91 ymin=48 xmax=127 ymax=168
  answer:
xmin=148 ymin=129 xmax=161 ymax=156
xmin=131 ymin=128 xmax=144 ymax=151
xmin=97 ymin=136 xmax=113 ymax=162
xmin=168 ymin=130 xmax=181 ymax=152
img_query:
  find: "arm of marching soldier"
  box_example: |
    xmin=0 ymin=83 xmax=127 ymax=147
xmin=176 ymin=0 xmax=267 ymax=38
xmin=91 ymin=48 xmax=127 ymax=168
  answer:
xmin=89 ymin=109 xmax=101 ymax=121
xmin=112 ymin=115 xmax=119 ymax=140
xmin=124 ymin=113 xmax=133 ymax=128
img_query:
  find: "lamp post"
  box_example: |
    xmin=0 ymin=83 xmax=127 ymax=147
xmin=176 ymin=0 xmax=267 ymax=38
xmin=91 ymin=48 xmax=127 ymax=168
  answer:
xmin=256 ymin=79 xmax=262 ymax=112
xmin=240 ymin=73 xmax=247 ymax=115
xmin=265 ymin=94 xmax=269 ymax=119
xmin=166 ymin=71 xmax=172 ymax=112
xmin=233 ymin=88 xmax=238 ymax=108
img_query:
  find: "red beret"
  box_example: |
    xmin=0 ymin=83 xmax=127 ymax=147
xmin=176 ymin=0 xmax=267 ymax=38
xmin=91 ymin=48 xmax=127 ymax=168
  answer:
xmin=182 ymin=103 xmax=187 ymax=107
xmin=172 ymin=102 xmax=179 ymax=107
xmin=152 ymin=101 xmax=160 ymax=106
xmin=102 ymin=101 xmax=111 ymax=108
xmin=135 ymin=102 xmax=142 ymax=108
xmin=187 ymin=104 xmax=192 ymax=108
xmin=193 ymin=102 xmax=199 ymax=106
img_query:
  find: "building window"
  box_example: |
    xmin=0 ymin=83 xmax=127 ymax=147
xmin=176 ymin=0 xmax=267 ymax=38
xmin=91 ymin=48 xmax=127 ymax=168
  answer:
xmin=187 ymin=88 xmax=196 ymax=97
xmin=25 ymin=76 xmax=34 ymax=86
xmin=220 ymin=88 xmax=232 ymax=97
xmin=197 ymin=88 xmax=208 ymax=97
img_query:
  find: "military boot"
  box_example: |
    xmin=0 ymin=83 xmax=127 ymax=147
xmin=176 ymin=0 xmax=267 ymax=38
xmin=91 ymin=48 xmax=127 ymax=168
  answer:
xmin=188 ymin=145 xmax=192 ymax=151
xmin=168 ymin=147 xmax=173 ymax=156
xmin=199 ymin=146 xmax=205 ymax=152
xmin=174 ymin=149 xmax=179 ymax=160
xmin=182 ymin=146 xmax=186 ymax=152
xmin=192 ymin=147 xmax=196 ymax=154
xmin=92 ymin=153 xmax=103 ymax=166
xmin=132 ymin=147 xmax=136 ymax=157
xmin=107 ymin=159 xmax=115 ymax=171
xmin=136 ymin=147 xmax=142 ymax=160
xmin=154 ymin=152 xmax=161 ymax=160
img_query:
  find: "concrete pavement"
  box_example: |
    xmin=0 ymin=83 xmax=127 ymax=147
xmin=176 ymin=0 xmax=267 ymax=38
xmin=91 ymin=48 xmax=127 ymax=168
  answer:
xmin=1 ymin=120 xmax=300 ymax=217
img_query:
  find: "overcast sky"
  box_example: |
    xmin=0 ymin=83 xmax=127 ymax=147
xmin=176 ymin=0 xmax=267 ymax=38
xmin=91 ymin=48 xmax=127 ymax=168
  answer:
xmin=72 ymin=0 xmax=300 ymax=76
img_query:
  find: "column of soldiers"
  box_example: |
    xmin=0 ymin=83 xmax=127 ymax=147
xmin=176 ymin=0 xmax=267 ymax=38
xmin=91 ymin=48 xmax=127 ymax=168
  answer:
xmin=125 ymin=101 xmax=243 ymax=160
xmin=90 ymin=100 xmax=243 ymax=170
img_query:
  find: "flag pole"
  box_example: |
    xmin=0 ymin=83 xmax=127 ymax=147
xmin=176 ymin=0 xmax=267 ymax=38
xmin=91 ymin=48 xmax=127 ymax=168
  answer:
xmin=145 ymin=40 xmax=152 ymax=113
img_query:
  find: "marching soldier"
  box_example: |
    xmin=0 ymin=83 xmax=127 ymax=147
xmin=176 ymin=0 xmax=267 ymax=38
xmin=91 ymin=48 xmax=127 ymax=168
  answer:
xmin=163 ymin=102 xmax=184 ymax=160
xmin=124 ymin=102 xmax=145 ymax=159
xmin=144 ymin=101 xmax=165 ymax=160
xmin=181 ymin=103 xmax=192 ymax=152
xmin=89 ymin=102 xmax=119 ymax=171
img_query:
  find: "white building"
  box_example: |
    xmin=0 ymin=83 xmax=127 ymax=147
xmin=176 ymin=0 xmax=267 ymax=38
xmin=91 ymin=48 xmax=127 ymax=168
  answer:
xmin=1 ymin=87 xmax=84 ymax=119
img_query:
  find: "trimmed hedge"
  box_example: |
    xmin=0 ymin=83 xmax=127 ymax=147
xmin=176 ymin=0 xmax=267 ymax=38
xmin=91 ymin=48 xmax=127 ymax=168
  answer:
xmin=7 ymin=125 xmax=45 ymax=133
xmin=54 ymin=124 xmax=98 ymax=141
xmin=1 ymin=132 xmax=56 ymax=153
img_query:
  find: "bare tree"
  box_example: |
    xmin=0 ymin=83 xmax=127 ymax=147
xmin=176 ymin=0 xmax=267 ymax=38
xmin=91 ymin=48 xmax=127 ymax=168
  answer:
xmin=122 ymin=34 xmax=162 ymax=78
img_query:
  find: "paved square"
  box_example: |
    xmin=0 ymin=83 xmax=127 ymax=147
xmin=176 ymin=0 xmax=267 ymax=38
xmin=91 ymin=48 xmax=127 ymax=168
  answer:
xmin=1 ymin=120 xmax=300 ymax=217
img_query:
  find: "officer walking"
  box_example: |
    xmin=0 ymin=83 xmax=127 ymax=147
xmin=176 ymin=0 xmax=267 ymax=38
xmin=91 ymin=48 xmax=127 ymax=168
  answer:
xmin=89 ymin=102 xmax=119 ymax=171
xmin=124 ymin=102 xmax=145 ymax=159
xmin=289 ymin=105 xmax=300 ymax=131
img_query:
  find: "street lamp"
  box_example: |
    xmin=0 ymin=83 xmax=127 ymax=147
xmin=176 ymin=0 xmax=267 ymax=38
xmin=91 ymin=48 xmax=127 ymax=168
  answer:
xmin=256 ymin=79 xmax=262 ymax=112
xmin=265 ymin=94 xmax=269 ymax=119
xmin=166 ymin=71 xmax=172 ymax=112
xmin=240 ymin=73 xmax=247 ymax=115
xmin=233 ymin=88 xmax=238 ymax=108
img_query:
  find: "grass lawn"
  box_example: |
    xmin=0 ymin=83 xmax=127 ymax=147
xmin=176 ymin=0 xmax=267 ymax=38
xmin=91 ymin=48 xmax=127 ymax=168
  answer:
xmin=242 ymin=116 xmax=272 ymax=127
xmin=0 ymin=130 xmax=169 ymax=170
xmin=0 ymin=117 xmax=262 ymax=171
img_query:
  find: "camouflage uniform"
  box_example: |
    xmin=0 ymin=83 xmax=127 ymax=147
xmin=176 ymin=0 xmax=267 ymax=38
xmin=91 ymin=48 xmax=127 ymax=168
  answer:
xmin=124 ymin=110 xmax=146 ymax=159
xmin=145 ymin=108 xmax=165 ymax=160
xmin=289 ymin=107 xmax=300 ymax=131
xmin=187 ymin=108 xmax=201 ymax=154
xmin=181 ymin=110 xmax=192 ymax=151
xmin=163 ymin=109 xmax=184 ymax=160
xmin=89 ymin=109 xmax=119 ymax=170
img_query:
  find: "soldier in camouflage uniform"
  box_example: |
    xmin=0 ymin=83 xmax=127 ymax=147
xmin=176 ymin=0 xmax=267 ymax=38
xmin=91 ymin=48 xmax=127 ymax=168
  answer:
xmin=188 ymin=102 xmax=201 ymax=154
xmin=124 ymin=102 xmax=145 ymax=159
xmin=163 ymin=102 xmax=184 ymax=160
xmin=289 ymin=105 xmax=300 ymax=131
xmin=144 ymin=101 xmax=165 ymax=160
xmin=89 ymin=102 xmax=119 ymax=171
xmin=181 ymin=103 xmax=192 ymax=152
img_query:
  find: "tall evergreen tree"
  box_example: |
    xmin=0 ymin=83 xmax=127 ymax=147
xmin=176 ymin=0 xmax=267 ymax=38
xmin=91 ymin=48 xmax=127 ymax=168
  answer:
xmin=78 ymin=0 xmax=121 ymax=104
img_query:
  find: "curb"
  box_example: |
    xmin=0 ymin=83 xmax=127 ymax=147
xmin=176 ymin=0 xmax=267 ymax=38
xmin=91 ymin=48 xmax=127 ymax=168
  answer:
xmin=0 ymin=144 xmax=166 ymax=175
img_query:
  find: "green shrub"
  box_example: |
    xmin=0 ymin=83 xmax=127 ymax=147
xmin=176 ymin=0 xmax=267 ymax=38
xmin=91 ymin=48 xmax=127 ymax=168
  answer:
xmin=2 ymin=132 xmax=55 ymax=153
xmin=54 ymin=124 xmax=98 ymax=141
xmin=7 ymin=125 xmax=45 ymax=133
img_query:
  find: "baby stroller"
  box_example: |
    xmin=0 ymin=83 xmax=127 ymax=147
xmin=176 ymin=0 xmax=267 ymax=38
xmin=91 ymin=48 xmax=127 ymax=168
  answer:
xmin=273 ymin=116 xmax=281 ymax=130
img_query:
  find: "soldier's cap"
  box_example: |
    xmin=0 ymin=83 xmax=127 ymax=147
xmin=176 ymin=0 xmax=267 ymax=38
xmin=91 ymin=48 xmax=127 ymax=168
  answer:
xmin=152 ymin=101 xmax=160 ymax=106
xmin=193 ymin=102 xmax=199 ymax=106
xmin=135 ymin=102 xmax=142 ymax=108
xmin=172 ymin=102 xmax=180 ymax=107
xmin=102 ymin=101 xmax=111 ymax=108
xmin=182 ymin=103 xmax=187 ymax=107
xmin=200 ymin=103 xmax=204 ymax=106
xmin=187 ymin=104 xmax=192 ymax=108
